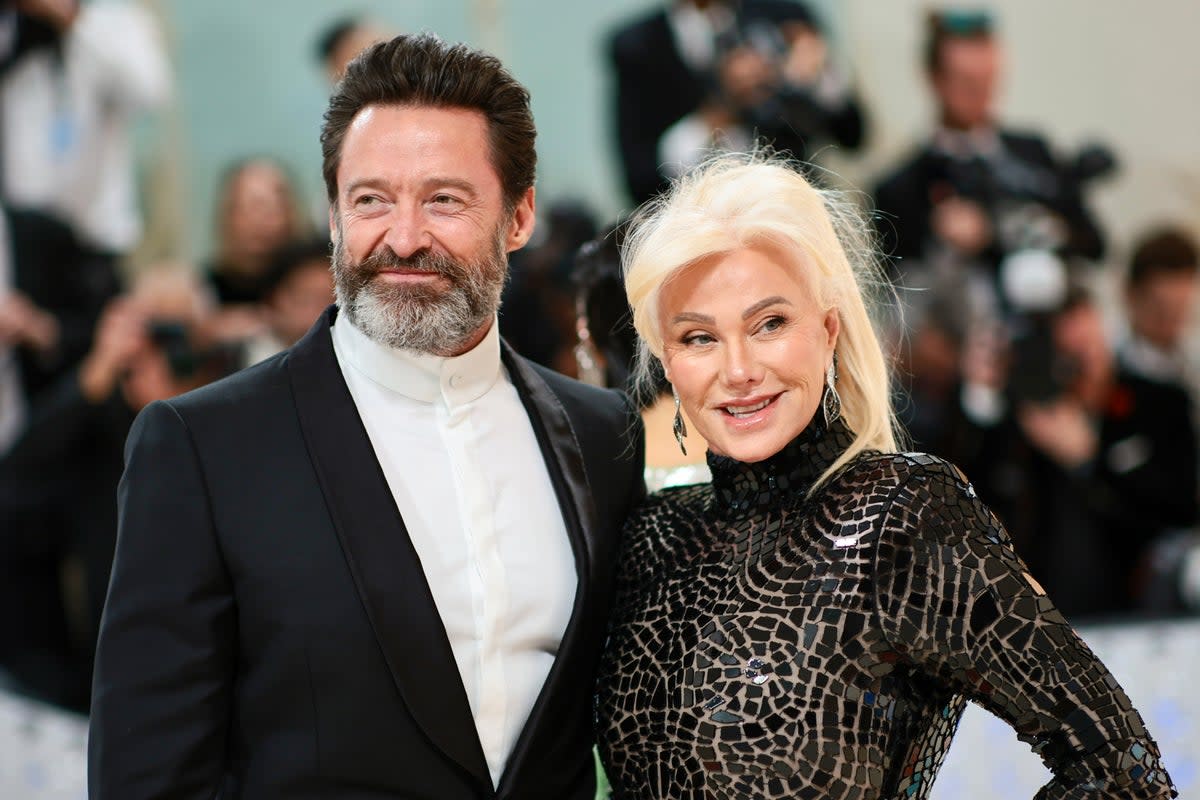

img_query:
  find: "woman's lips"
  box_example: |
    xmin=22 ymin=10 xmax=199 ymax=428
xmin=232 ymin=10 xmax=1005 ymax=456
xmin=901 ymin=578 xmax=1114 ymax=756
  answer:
xmin=718 ymin=393 xmax=781 ymax=427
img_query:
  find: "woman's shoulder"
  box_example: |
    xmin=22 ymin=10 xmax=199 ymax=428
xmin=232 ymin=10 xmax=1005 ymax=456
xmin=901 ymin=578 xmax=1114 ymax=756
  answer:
xmin=826 ymin=450 xmax=993 ymax=544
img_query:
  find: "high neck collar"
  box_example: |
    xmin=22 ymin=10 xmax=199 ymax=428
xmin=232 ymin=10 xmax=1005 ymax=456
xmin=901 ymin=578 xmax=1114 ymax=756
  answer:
xmin=707 ymin=415 xmax=856 ymax=520
xmin=331 ymin=312 xmax=502 ymax=409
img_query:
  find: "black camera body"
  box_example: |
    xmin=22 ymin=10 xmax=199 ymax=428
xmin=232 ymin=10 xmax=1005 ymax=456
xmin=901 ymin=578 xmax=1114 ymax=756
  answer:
xmin=145 ymin=320 xmax=240 ymax=381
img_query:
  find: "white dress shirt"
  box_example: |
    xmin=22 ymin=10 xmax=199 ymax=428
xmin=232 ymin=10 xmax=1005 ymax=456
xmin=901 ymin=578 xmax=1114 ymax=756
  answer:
xmin=331 ymin=315 xmax=576 ymax=787
xmin=0 ymin=2 xmax=170 ymax=253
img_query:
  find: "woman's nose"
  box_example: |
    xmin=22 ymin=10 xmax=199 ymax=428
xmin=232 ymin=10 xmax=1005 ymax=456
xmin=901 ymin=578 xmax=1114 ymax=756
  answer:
xmin=720 ymin=339 xmax=764 ymax=388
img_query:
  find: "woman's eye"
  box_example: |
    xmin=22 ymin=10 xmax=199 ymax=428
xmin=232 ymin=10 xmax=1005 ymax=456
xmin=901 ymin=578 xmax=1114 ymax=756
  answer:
xmin=758 ymin=316 xmax=787 ymax=334
xmin=682 ymin=332 xmax=715 ymax=346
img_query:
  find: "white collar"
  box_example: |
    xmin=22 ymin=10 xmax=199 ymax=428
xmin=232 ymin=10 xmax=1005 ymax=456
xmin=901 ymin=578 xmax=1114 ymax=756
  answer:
xmin=331 ymin=311 xmax=503 ymax=408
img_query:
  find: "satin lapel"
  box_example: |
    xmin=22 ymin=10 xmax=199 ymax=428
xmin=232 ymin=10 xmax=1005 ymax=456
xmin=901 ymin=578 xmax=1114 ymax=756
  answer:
xmin=497 ymin=345 xmax=600 ymax=791
xmin=287 ymin=308 xmax=491 ymax=790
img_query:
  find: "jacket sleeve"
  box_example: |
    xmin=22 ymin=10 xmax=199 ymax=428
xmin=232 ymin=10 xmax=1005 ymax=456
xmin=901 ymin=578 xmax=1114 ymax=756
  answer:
xmin=88 ymin=400 xmax=236 ymax=799
xmin=872 ymin=456 xmax=1176 ymax=799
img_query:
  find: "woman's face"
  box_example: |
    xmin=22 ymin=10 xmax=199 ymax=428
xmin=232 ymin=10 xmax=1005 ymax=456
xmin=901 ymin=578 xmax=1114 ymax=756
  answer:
xmin=659 ymin=246 xmax=838 ymax=463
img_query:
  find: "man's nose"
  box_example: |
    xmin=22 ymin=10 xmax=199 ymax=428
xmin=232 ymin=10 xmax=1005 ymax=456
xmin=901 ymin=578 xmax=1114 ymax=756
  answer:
xmin=382 ymin=205 xmax=433 ymax=259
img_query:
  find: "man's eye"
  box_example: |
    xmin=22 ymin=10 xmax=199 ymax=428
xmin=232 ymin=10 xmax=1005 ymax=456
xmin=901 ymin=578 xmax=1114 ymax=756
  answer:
xmin=432 ymin=194 xmax=461 ymax=206
xmin=354 ymin=195 xmax=380 ymax=207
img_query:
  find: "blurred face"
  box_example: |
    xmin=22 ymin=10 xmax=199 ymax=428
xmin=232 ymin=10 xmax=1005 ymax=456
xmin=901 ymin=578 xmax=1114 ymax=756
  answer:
xmin=1053 ymin=302 xmax=1111 ymax=393
xmin=330 ymin=104 xmax=534 ymax=355
xmin=223 ymin=163 xmax=295 ymax=267
xmin=269 ymin=260 xmax=335 ymax=345
xmin=1127 ymin=271 xmax=1198 ymax=351
xmin=326 ymin=25 xmax=387 ymax=84
xmin=931 ymin=37 xmax=1000 ymax=130
xmin=659 ymin=246 xmax=838 ymax=463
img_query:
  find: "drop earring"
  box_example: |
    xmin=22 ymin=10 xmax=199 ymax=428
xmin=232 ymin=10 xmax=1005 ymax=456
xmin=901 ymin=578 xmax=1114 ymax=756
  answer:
xmin=672 ymin=387 xmax=688 ymax=456
xmin=822 ymin=351 xmax=842 ymax=427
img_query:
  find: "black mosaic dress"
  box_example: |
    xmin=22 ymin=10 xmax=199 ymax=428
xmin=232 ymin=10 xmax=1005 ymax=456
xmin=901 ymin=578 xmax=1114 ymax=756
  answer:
xmin=595 ymin=417 xmax=1176 ymax=799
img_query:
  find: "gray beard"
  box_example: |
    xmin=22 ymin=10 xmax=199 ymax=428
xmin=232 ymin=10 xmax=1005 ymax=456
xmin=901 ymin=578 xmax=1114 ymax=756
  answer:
xmin=331 ymin=228 xmax=508 ymax=356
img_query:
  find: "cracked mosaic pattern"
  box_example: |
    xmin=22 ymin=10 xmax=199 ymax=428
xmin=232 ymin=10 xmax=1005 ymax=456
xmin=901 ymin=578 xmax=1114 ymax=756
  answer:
xmin=595 ymin=417 xmax=1176 ymax=799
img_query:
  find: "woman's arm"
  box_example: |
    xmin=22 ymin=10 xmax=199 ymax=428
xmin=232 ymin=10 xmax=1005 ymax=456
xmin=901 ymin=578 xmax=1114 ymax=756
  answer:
xmin=872 ymin=456 xmax=1176 ymax=799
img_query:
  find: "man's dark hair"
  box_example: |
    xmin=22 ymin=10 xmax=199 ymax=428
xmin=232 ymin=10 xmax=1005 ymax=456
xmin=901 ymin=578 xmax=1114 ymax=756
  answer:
xmin=320 ymin=33 xmax=536 ymax=211
xmin=923 ymin=9 xmax=994 ymax=74
xmin=315 ymin=16 xmax=363 ymax=66
xmin=263 ymin=237 xmax=333 ymax=297
xmin=1128 ymin=228 xmax=1199 ymax=290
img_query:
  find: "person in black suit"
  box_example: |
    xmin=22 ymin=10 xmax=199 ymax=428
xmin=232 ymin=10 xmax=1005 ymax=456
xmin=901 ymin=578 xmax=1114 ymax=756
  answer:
xmin=952 ymin=289 xmax=1198 ymax=617
xmin=0 ymin=269 xmax=224 ymax=710
xmin=89 ymin=33 xmax=646 ymax=800
xmin=873 ymin=10 xmax=1105 ymax=280
xmin=609 ymin=0 xmax=864 ymax=207
xmin=0 ymin=206 xmax=120 ymax=454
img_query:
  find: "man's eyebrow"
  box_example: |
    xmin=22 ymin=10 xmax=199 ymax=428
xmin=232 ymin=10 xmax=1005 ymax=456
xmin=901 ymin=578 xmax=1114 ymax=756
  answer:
xmin=742 ymin=296 xmax=791 ymax=319
xmin=342 ymin=176 xmax=480 ymax=197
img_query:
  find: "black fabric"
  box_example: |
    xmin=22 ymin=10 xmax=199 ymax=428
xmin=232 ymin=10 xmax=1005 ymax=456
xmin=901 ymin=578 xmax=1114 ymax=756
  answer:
xmin=596 ymin=419 xmax=1176 ymax=798
xmin=89 ymin=305 xmax=646 ymax=799
xmin=0 ymin=370 xmax=134 ymax=710
xmin=5 ymin=206 xmax=119 ymax=401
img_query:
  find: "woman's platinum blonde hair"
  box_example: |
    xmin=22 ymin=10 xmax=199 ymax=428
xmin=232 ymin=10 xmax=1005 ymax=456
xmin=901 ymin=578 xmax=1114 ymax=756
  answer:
xmin=623 ymin=152 xmax=900 ymax=487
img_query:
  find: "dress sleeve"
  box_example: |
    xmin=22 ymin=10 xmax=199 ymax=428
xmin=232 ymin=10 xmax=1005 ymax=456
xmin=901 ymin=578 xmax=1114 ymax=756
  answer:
xmin=872 ymin=455 xmax=1177 ymax=799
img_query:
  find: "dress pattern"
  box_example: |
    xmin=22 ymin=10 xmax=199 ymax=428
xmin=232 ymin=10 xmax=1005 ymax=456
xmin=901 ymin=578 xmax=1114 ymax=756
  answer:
xmin=595 ymin=417 xmax=1176 ymax=799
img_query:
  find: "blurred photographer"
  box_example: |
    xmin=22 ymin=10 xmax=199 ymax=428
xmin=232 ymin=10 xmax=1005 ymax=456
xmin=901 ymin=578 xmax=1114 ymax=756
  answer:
xmin=874 ymin=9 xmax=1108 ymax=305
xmin=955 ymin=288 xmax=1198 ymax=618
xmin=0 ymin=268 xmax=230 ymax=710
xmin=610 ymin=0 xmax=864 ymax=206
xmin=1119 ymin=227 xmax=1199 ymax=386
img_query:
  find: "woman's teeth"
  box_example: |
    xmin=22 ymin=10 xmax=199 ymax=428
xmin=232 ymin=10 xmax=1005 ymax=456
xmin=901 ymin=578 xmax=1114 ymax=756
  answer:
xmin=724 ymin=397 xmax=772 ymax=418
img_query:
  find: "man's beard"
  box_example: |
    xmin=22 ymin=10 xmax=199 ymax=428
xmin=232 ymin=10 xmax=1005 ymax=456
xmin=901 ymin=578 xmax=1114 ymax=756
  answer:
xmin=331 ymin=226 xmax=508 ymax=356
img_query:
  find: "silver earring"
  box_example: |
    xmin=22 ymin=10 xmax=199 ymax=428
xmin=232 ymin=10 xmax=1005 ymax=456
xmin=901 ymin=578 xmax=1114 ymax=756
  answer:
xmin=822 ymin=351 xmax=842 ymax=428
xmin=672 ymin=387 xmax=688 ymax=456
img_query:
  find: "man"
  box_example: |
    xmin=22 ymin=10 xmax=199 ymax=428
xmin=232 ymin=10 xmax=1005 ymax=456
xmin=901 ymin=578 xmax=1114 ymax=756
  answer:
xmin=873 ymin=10 xmax=1105 ymax=284
xmin=610 ymin=0 xmax=864 ymax=206
xmin=1119 ymin=227 xmax=1199 ymax=385
xmin=89 ymin=33 xmax=645 ymax=799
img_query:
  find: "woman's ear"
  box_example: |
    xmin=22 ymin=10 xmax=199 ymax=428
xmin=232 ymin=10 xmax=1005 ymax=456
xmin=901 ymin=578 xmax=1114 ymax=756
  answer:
xmin=824 ymin=307 xmax=840 ymax=350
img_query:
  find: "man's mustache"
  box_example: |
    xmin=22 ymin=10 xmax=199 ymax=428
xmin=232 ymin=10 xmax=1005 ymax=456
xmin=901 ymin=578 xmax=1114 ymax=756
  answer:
xmin=356 ymin=247 xmax=460 ymax=277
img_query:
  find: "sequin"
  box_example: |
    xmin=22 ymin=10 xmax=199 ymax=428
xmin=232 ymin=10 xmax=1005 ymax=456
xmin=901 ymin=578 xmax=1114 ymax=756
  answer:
xmin=595 ymin=417 xmax=1177 ymax=799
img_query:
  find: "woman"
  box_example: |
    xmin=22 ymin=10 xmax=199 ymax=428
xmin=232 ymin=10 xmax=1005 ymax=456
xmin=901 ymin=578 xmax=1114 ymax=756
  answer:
xmin=594 ymin=156 xmax=1176 ymax=799
xmin=572 ymin=226 xmax=711 ymax=491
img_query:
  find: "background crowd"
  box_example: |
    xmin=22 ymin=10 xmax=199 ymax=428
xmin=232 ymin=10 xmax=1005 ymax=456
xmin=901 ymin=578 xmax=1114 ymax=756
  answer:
xmin=0 ymin=0 xmax=1196 ymax=767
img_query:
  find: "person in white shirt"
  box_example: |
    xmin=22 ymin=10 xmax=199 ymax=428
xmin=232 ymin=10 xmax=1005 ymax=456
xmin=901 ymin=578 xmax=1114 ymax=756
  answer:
xmin=0 ymin=0 xmax=170 ymax=257
xmin=89 ymin=32 xmax=646 ymax=800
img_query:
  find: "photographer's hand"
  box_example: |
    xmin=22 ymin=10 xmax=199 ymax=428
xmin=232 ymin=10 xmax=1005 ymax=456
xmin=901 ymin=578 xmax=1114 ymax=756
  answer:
xmin=931 ymin=196 xmax=993 ymax=256
xmin=79 ymin=298 xmax=148 ymax=404
xmin=0 ymin=291 xmax=60 ymax=355
xmin=1018 ymin=400 xmax=1098 ymax=471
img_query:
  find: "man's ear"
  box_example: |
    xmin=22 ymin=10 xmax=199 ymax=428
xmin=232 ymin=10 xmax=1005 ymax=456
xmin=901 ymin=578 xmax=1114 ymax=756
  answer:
xmin=505 ymin=187 xmax=536 ymax=252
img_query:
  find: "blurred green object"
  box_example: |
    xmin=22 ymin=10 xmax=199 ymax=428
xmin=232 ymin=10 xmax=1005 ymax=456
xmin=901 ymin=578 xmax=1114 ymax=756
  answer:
xmin=594 ymin=747 xmax=611 ymax=799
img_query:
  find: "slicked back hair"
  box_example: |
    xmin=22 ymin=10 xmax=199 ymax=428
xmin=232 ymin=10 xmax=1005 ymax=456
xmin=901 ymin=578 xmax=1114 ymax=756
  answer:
xmin=320 ymin=32 xmax=536 ymax=212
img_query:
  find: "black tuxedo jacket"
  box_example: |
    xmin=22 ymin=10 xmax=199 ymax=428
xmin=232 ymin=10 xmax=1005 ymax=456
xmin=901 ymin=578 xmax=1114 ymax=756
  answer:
xmin=89 ymin=307 xmax=646 ymax=799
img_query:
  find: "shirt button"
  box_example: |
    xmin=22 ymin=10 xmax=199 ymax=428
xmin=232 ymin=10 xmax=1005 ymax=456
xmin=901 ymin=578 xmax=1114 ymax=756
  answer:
xmin=449 ymin=374 xmax=462 ymax=388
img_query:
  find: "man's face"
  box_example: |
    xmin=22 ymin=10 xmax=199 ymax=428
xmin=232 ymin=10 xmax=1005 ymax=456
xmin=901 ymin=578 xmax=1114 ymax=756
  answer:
xmin=931 ymin=38 xmax=1000 ymax=130
xmin=330 ymin=104 xmax=535 ymax=355
xmin=1128 ymin=271 xmax=1199 ymax=352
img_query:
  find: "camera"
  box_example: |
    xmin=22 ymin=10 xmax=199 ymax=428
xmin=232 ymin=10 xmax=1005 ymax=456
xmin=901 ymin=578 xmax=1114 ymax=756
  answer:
xmin=145 ymin=319 xmax=239 ymax=380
